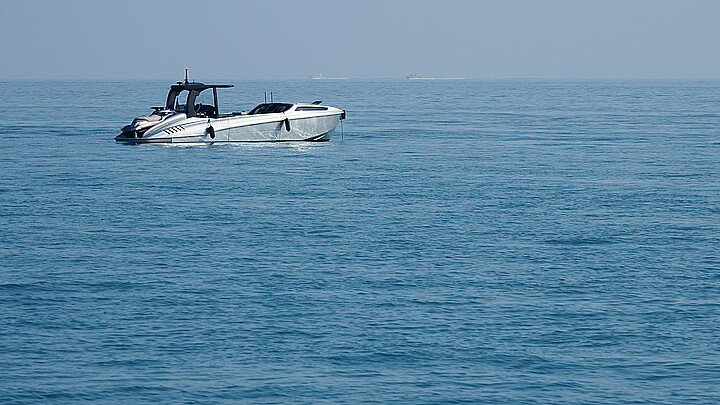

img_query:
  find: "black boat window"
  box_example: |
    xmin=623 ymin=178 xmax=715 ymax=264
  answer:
xmin=295 ymin=106 xmax=328 ymax=111
xmin=248 ymin=103 xmax=293 ymax=115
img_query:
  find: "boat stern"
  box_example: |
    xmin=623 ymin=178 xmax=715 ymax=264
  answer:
xmin=115 ymin=111 xmax=188 ymax=143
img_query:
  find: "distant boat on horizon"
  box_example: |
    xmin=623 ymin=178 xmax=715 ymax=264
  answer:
xmin=310 ymin=74 xmax=348 ymax=80
xmin=406 ymin=73 xmax=466 ymax=80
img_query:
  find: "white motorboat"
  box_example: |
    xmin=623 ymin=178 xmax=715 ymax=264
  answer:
xmin=116 ymin=77 xmax=345 ymax=144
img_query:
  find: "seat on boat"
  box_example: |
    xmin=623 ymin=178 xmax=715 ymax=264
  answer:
xmin=131 ymin=115 xmax=162 ymax=124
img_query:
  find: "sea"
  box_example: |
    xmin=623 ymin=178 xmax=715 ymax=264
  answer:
xmin=1 ymin=79 xmax=719 ymax=404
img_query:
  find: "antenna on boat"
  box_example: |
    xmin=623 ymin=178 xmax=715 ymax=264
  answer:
xmin=264 ymin=92 xmax=267 ymax=103
xmin=270 ymin=92 xmax=273 ymax=103
xmin=184 ymin=68 xmax=189 ymax=85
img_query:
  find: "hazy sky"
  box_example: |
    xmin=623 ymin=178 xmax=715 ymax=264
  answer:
xmin=2 ymin=0 xmax=720 ymax=80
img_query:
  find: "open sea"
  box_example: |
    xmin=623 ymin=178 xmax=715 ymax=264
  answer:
xmin=1 ymin=79 xmax=719 ymax=404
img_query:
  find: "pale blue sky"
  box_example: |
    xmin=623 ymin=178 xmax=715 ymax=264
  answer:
xmin=2 ymin=0 xmax=720 ymax=80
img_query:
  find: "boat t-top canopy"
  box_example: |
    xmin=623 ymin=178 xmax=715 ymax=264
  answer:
xmin=169 ymin=82 xmax=234 ymax=92
xmin=166 ymin=81 xmax=235 ymax=117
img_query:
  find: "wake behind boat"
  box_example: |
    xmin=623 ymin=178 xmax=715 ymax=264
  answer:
xmin=116 ymin=75 xmax=345 ymax=144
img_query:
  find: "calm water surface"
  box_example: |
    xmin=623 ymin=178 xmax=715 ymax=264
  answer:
xmin=1 ymin=80 xmax=719 ymax=403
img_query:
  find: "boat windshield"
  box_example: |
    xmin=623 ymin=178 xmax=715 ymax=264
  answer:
xmin=194 ymin=89 xmax=216 ymax=115
xmin=171 ymin=90 xmax=190 ymax=112
xmin=195 ymin=89 xmax=214 ymax=107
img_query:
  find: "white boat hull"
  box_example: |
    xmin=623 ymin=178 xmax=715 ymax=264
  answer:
xmin=221 ymin=114 xmax=339 ymax=143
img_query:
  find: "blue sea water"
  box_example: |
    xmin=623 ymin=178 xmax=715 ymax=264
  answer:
xmin=1 ymin=79 xmax=719 ymax=404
